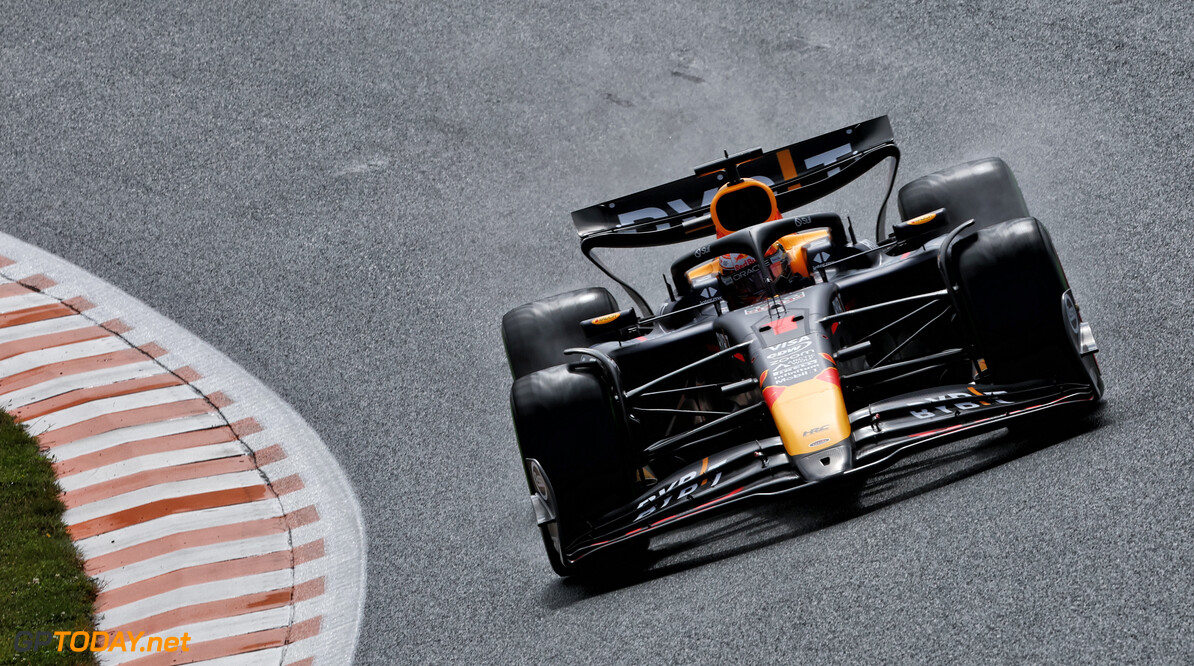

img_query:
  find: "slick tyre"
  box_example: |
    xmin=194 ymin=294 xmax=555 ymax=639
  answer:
xmin=502 ymin=287 xmax=619 ymax=380
xmin=898 ymin=157 xmax=1030 ymax=230
xmin=511 ymin=363 xmax=640 ymax=576
xmin=951 ymin=217 xmax=1101 ymax=393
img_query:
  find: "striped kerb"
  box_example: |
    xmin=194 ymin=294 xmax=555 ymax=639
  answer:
xmin=0 ymin=269 xmax=323 ymax=666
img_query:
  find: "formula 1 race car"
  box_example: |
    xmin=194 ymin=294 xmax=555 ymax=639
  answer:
xmin=502 ymin=117 xmax=1103 ymax=576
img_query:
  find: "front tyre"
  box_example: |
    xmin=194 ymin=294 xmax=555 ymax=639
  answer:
xmin=951 ymin=217 xmax=1102 ymax=395
xmin=511 ymin=363 xmax=642 ymax=576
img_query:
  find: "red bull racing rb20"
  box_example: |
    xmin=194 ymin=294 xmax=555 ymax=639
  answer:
xmin=501 ymin=117 xmax=1104 ymax=576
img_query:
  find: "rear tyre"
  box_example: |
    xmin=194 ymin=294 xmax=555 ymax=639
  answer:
xmin=898 ymin=157 xmax=1030 ymax=230
xmin=511 ymin=364 xmax=642 ymax=576
xmin=951 ymin=217 xmax=1102 ymax=394
xmin=502 ymin=287 xmax=619 ymax=380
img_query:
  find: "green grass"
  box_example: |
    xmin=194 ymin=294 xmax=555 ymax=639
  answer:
xmin=0 ymin=412 xmax=97 ymax=665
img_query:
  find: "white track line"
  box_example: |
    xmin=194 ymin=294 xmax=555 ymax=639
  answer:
xmin=96 ymin=532 xmax=292 ymax=593
xmin=0 ymin=314 xmax=93 ymax=344
xmin=187 ymin=648 xmax=286 ymax=666
xmin=0 ymin=336 xmax=130 ymax=377
xmin=75 ymin=500 xmax=283 ymax=561
xmin=102 ymin=607 xmax=293 ymax=665
xmin=99 ymin=569 xmax=294 ymax=630
xmin=0 ymin=290 xmax=58 ymax=313
xmin=63 ymin=471 xmax=265 ymax=526
xmin=24 ymin=385 xmax=202 ymax=433
xmin=59 ymin=442 xmax=247 ymax=493
xmin=49 ymin=412 xmax=226 ymax=462
xmin=0 ymin=234 xmax=366 ymax=665
xmin=0 ymin=361 xmax=170 ymax=411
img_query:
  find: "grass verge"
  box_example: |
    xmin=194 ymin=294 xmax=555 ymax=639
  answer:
xmin=0 ymin=411 xmax=97 ymax=665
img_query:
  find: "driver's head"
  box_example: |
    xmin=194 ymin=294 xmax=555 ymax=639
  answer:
xmin=718 ymin=244 xmax=791 ymax=308
xmin=711 ymin=178 xmax=782 ymax=307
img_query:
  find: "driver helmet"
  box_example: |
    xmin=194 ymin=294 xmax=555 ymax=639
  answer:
xmin=717 ymin=245 xmax=791 ymax=307
xmin=710 ymin=177 xmax=784 ymax=307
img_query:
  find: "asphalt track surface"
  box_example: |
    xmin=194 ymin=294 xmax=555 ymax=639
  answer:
xmin=3 ymin=1 xmax=1193 ymax=663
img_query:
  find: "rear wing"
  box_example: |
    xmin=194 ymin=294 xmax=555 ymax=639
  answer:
xmin=572 ymin=116 xmax=901 ymax=315
xmin=572 ymin=116 xmax=900 ymax=246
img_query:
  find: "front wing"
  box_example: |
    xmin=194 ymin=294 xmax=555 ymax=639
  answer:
xmin=548 ymin=379 xmax=1099 ymax=565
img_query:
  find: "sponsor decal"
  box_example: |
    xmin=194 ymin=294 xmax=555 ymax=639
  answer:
xmin=764 ymin=339 xmax=813 ymax=360
xmin=767 ymin=359 xmax=821 ymax=385
xmin=802 ymin=424 xmax=829 ymax=437
xmin=720 ymin=262 xmax=760 ymax=284
xmin=809 ymin=437 xmax=831 ymax=447
xmin=590 ymin=312 xmax=621 ymax=325
xmin=635 ymin=470 xmax=724 ymax=521
xmin=614 ymin=176 xmax=778 ymax=227
xmin=764 ymin=336 xmax=813 ymax=356
xmin=763 ymin=336 xmax=822 ymax=384
xmin=906 ymin=390 xmax=1012 ymax=420
xmin=742 ymin=292 xmax=806 ymax=315
xmin=804 ymin=143 xmax=852 ymax=175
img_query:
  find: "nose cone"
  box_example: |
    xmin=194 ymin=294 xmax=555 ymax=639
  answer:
xmin=792 ymin=441 xmax=853 ymax=481
xmin=763 ymin=366 xmax=852 ymax=457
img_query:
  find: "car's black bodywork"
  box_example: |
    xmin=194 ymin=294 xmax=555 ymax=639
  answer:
xmin=503 ymin=116 xmax=1103 ymax=575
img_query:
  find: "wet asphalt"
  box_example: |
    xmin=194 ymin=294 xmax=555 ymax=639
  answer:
xmin=2 ymin=0 xmax=1193 ymax=663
